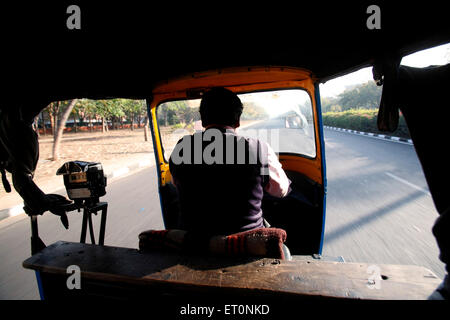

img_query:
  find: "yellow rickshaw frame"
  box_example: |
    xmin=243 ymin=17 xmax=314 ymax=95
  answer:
xmin=148 ymin=66 xmax=324 ymax=187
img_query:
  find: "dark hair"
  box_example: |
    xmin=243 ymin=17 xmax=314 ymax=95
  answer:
xmin=199 ymin=87 xmax=243 ymax=127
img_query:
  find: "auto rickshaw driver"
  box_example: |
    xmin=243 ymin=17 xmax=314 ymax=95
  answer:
xmin=168 ymin=87 xmax=291 ymax=236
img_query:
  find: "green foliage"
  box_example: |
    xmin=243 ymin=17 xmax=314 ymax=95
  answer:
xmin=121 ymin=99 xmax=146 ymax=117
xmin=241 ymin=102 xmax=269 ymax=120
xmin=157 ymin=101 xmax=200 ymax=126
xmin=338 ymin=81 xmax=382 ymax=110
xmin=322 ymin=81 xmax=382 ymax=112
xmin=71 ymin=99 xmax=146 ymax=123
xmin=172 ymin=123 xmax=185 ymax=129
xmin=319 ymin=81 xmax=410 ymax=137
xmin=322 ymin=109 xmax=411 ymax=139
xmin=158 ymin=99 xmax=270 ymax=125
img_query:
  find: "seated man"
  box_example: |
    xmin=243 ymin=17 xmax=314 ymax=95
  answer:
xmin=169 ymin=87 xmax=291 ymax=236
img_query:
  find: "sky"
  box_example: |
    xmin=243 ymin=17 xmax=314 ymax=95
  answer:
xmin=240 ymin=90 xmax=310 ymax=118
xmin=319 ymin=42 xmax=450 ymax=98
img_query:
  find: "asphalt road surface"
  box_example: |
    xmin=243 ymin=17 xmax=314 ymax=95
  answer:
xmin=0 ymin=127 xmax=445 ymax=299
xmin=321 ymin=129 xmax=444 ymax=280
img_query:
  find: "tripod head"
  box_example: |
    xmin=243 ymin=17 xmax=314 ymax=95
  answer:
xmin=56 ymin=161 xmax=107 ymax=203
xmin=27 ymin=161 xmax=109 ymax=255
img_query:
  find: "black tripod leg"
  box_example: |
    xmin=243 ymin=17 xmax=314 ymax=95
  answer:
xmin=80 ymin=209 xmax=88 ymax=243
xmin=98 ymin=203 xmax=108 ymax=246
xmin=88 ymin=213 xmax=95 ymax=245
xmin=79 ymin=202 xmax=108 ymax=246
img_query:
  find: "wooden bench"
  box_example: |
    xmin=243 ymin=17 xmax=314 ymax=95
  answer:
xmin=23 ymin=241 xmax=441 ymax=300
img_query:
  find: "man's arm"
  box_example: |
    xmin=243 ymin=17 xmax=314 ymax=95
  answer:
xmin=0 ymin=108 xmax=47 ymax=212
xmin=0 ymin=107 xmax=72 ymax=227
xmin=263 ymin=143 xmax=291 ymax=198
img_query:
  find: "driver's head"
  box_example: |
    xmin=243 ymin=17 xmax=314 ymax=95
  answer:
xmin=199 ymin=87 xmax=243 ymax=128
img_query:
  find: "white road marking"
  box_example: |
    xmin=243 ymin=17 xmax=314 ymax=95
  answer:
xmin=385 ymin=172 xmax=431 ymax=196
xmin=324 ymin=127 xmax=413 ymax=145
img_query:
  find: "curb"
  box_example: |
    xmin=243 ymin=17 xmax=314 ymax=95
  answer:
xmin=0 ymin=159 xmax=154 ymax=223
xmin=104 ymin=159 xmax=153 ymax=180
xmin=324 ymin=126 xmax=413 ymax=145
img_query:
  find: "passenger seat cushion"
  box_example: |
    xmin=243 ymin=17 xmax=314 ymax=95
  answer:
xmin=138 ymin=228 xmax=287 ymax=259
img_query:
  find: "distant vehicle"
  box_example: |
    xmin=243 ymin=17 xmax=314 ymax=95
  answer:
xmin=283 ymin=110 xmax=308 ymax=133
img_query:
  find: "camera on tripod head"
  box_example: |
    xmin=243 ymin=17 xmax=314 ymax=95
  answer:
xmin=56 ymin=161 xmax=107 ymax=206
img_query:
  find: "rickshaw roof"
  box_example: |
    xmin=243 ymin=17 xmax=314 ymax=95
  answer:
xmin=3 ymin=2 xmax=449 ymax=103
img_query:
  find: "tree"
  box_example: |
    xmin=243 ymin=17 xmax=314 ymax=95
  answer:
xmin=105 ymin=99 xmax=125 ymax=130
xmin=75 ymin=99 xmax=98 ymax=132
xmin=95 ymin=100 xmax=112 ymax=133
xmin=45 ymin=101 xmax=61 ymax=135
xmin=321 ymin=96 xmax=343 ymax=113
xmin=70 ymin=107 xmax=79 ymax=132
xmin=52 ymin=99 xmax=78 ymax=160
xmin=157 ymin=101 xmax=201 ymax=127
xmin=122 ymin=99 xmax=145 ymax=130
xmin=241 ymin=102 xmax=268 ymax=120
xmin=72 ymin=99 xmax=89 ymax=130
xmin=134 ymin=100 xmax=150 ymax=141
xmin=337 ymin=81 xmax=382 ymax=111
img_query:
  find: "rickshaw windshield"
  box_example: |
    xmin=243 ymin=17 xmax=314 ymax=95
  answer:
xmin=157 ymin=89 xmax=316 ymax=161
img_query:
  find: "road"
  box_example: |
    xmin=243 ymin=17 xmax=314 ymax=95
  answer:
xmin=0 ymin=167 xmax=165 ymax=300
xmin=322 ymin=129 xmax=444 ymax=280
xmin=0 ymin=127 xmax=445 ymax=299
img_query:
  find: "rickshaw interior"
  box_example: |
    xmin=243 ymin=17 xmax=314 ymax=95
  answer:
xmin=2 ymin=2 xmax=450 ymax=301
xmin=151 ymin=68 xmax=326 ymax=255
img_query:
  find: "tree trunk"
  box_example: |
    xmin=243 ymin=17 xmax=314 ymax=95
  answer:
xmin=42 ymin=112 xmax=46 ymax=136
xmin=48 ymin=108 xmax=54 ymax=136
xmin=53 ymin=101 xmax=60 ymax=140
xmin=102 ymin=117 xmax=108 ymax=133
xmin=52 ymin=99 xmax=78 ymax=161
xmin=131 ymin=113 xmax=134 ymax=131
xmin=144 ymin=116 xmax=149 ymax=142
xmin=73 ymin=112 xmax=78 ymax=133
xmin=33 ymin=115 xmax=40 ymax=138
